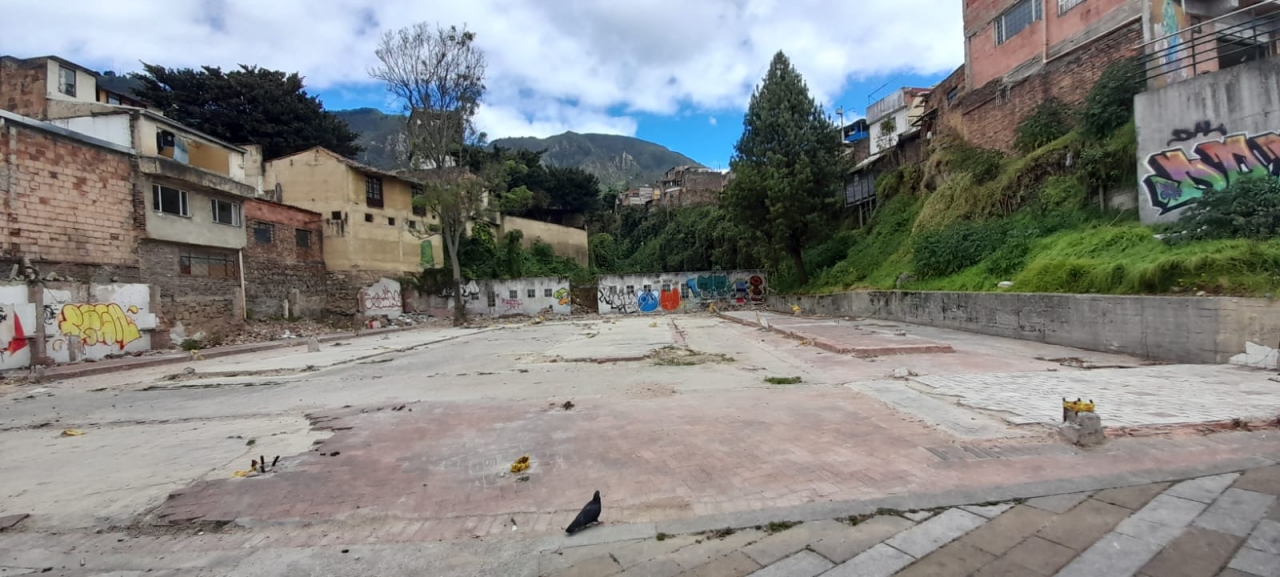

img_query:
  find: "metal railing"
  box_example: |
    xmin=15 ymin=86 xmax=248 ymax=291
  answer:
xmin=1137 ymin=1 xmax=1280 ymax=87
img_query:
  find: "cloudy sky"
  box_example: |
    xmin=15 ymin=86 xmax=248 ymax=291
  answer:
xmin=1 ymin=0 xmax=964 ymax=167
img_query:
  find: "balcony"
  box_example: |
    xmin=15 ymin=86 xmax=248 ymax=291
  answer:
xmin=1138 ymin=2 xmax=1280 ymax=91
xmin=138 ymin=156 xmax=256 ymax=198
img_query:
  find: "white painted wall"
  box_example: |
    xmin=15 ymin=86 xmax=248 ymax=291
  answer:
xmin=0 ymin=284 xmax=36 ymax=371
xmin=464 ymin=277 xmax=571 ymax=317
xmin=597 ymin=270 xmax=767 ymax=315
xmin=51 ymin=114 xmax=133 ymax=148
xmin=43 ymin=283 xmax=156 ymax=364
xmin=359 ymin=277 xmax=403 ymax=318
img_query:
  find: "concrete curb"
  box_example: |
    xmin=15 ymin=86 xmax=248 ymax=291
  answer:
xmin=30 ymin=325 xmax=422 ymax=382
xmin=715 ymin=311 xmax=954 ymax=357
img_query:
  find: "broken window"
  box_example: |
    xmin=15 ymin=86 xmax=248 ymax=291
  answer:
xmin=180 ymin=248 xmax=237 ymax=279
xmin=58 ymin=66 xmax=76 ymax=97
xmin=253 ymin=223 xmax=274 ymax=244
xmin=152 ymin=185 xmax=189 ymax=216
xmin=365 ymin=176 xmax=384 ymax=208
xmin=211 ymin=198 xmax=241 ymax=226
xmin=295 ymin=228 xmax=312 ymax=248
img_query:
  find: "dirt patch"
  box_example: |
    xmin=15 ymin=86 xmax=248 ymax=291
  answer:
xmin=649 ymin=346 xmax=734 ymax=366
xmin=142 ymin=381 xmax=287 ymax=392
xmin=626 ymin=384 xmax=678 ymax=399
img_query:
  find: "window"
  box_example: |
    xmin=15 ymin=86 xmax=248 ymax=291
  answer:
xmin=253 ymin=223 xmax=274 ymax=244
xmin=643 ymin=284 xmax=652 ymax=293
xmin=365 ymin=176 xmax=384 ymax=208
xmin=58 ymin=66 xmax=76 ymax=97
xmin=487 ymin=292 xmax=496 ymax=307
xmin=179 ymin=248 xmax=238 ymax=279
xmin=527 ymin=288 xmax=536 ymax=298
xmin=364 ymin=213 xmax=374 ymax=223
xmin=508 ymin=290 xmax=518 ymax=299
xmin=408 ymin=221 xmax=417 ymax=230
xmin=330 ymin=211 xmax=342 ymax=221
xmin=411 ymin=185 xmax=427 ymax=216
xmin=626 ymin=285 xmax=634 ymax=294
xmin=151 ymin=185 xmax=189 ymax=216
xmin=544 ymin=288 xmax=553 ymax=298
xmin=996 ymin=0 xmax=1042 ymax=45
xmin=106 ymin=94 xmax=121 ymax=105
xmin=1057 ymin=0 xmax=1084 ymax=14
xmin=388 ymin=217 xmax=396 ymax=226
xmin=946 ymin=88 xmax=959 ymax=104
xmin=211 ymin=198 xmax=241 ymax=226
xmin=296 ymin=228 xmax=312 ymax=248
xmin=470 ymin=292 xmax=480 ymax=301
xmin=661 ymin=283 xmax=671 ymax=293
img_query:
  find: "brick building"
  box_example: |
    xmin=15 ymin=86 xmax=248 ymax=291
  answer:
xmin=957 ymin=0 xmax=1143 ymax=150
xmin=242 ymin=197 xmax=327 ymax=320
xmin=0 ymin=110 xmax=139 ymax=282
xmin=0 ymin=55 xmax=144 ymax=121
xmin=657 ymin=166 xmax=728 ymax=208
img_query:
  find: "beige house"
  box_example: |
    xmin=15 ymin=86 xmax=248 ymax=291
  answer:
xmin=264 ymin=147 xmax=444 ymax=275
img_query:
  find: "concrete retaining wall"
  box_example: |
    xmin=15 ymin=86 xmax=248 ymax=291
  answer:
xmin=598 ymin=270 xmax=768 ymax=315
xmin=769 ymin=291 xmax=1280 ymax=366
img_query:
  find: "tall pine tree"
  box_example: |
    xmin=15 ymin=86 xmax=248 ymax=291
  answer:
xmin=724 ymin=52 xmax=843 ymax=286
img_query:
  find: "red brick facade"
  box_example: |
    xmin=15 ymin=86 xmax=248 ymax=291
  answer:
xmin=0 ymin=115 xmax=140 ymax=283
xmin=242 ymin=198 xmax=327 ymax=319
xmin=0 ymin=57 xmax=49 ymax=120
xmin=957 ymin=21 xmax=1142 ymax=151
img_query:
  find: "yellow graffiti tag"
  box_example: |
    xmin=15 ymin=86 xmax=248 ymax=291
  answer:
xmin=58 ymin=304 xmax=142 ymax=349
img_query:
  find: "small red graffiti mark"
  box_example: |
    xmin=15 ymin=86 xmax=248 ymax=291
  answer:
xmin=659 ymin=288 xmax=680 ymax=311
xmin=501 ymin=298 xmax=523 ymax=311
xmin=360 ymin=287 xmax=402 ymax=312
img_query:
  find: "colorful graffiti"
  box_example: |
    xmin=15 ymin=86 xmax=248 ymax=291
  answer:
xmin=0 ymin=304 xmax=29 ymax=358
xmin=598 ymin=271 xmax=768 ymax=314
xmin=1144 ymin=131 xmax=1280 ymax=214
xmin=659 ymin=287 xmax=681 ymax=311
xmin=57 ymin=303 xmax=142 ymax=349
xmin=1150 ymin=0 xmax=1191 ymax=87
xmin=637 ymin=290 xmax=659 ymax=313
xmin=554 ymin=288 xmax=570 ymax=306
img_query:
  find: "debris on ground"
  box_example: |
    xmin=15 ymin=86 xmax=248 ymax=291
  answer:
xmin=0 ymin=514 xmax=30 ymax=531
xmin=218 ymin=318 xmax=333 ymax=346
xmin=891 ymin=368 xmax=918 ymax=379
xmin=649 ymin=346 xmax=734 ymax=366
xmin=59 ymin=428 xmax=84 ymax=437
xmin=510 ymin=455 xmax=531 ymax=473
xmin=765 ymin=376 xmax=803 ymax=385
xmin=561 ymin=401 xmax=575 ymax=410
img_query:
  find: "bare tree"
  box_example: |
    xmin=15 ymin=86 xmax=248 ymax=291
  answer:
xmin=371 ymin=22 xmax=488 ymax=326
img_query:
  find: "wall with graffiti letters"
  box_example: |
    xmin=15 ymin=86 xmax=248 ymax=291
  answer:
xmin=465 ymin=277 xmax=571 ymax=317
xmin=358 ymin=277 xmax=403 ymax=318
xmin=1134 ymin=57 xmax=1280 ymax=224
xmin=1 ymin=281 xmax=158 ymax=370
xmin=596 ymin=270 xmax=768 ymax=315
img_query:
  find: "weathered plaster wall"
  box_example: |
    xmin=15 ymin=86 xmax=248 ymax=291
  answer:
xmin=598 ymin=270 xmax=768 ymax=315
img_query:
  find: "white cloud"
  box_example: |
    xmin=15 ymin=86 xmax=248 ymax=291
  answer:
xmin=708 ymin=116 xmax=718 ymax=126
xmin=0 ymin=0 xmax=964 ymax=139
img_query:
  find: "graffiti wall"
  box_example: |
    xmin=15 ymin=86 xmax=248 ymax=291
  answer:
xmin=465 ymin=277 xmax=571 ymax=317
xmin=43 ymin=284 xmax=157 ymax=364
xmin=358 ymin=277 xmax=403 ymax=318
xmin=1134 ymin=57 xmax=1280 ymax=224
xmin=596 ymin=271 xmax=767 ymax=315
xmin=0 ymin=284 xmax=36 ymax=371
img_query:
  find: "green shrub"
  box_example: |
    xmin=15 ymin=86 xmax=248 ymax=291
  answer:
xmin=1171 ymin=176 xmax=1280 ymax=241
xmin=1015 ymin=98 xmax=1075 ymax=153
xmin=1076 ymin=121 xmax=1137 ymax=200
xmin=1081 ymin=58 xmax=1142 ymax=140
xmin=1038 ymin=176 xmax=1087 ymax=212
xmin=914 ymin=220 xmax=1010 ymax=278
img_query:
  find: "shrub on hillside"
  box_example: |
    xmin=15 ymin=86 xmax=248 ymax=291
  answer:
xmin=1080 ymin=58 xmax=1142 ymax=140
xmin=914 ymin=220 xmax=1011 ymax=278
xmin=1171 ymin=176 xmax=1280 ymax=241
xmin=1015 ymin=98 xmax=1075 ymax=153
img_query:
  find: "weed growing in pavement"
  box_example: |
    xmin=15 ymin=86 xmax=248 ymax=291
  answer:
xmin=656 ymin=532 xmax=669 ymax=541
xmin=765 ymin=376 xmax=803 ymax=385
xmin=765 ymin=521 xmax=801 ymax=533
xmin=246 ymin=439 xmax=256 ymax=446
xmin=704 ymin=527 xmax=736 ymax=539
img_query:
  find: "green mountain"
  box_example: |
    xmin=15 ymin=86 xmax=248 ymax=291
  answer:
xmin=332 ymin=108 xmax=702 ymax=189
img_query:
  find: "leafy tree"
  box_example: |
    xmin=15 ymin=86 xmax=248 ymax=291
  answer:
xmin=1014 ymin=98 xmax=1074 ymax=153
xmin=372 ymin=22 xmax=488 ymax=325
xmin=1080 ymin=58 xmax=1143 ymax=140
xmin=723 ymin=51 xmax=845 ymax=285
xmin=130 ymin=64 xmax=361 ymax=160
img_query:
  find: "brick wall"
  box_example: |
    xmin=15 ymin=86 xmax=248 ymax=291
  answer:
xmin=0 ymin=57 xmax=49 ymax=119
xmin=0 ymin=117 xmax=140 ymax=283
xmin=242 ymin=198 xmax=327 ymax=319
xmin=958 ymin=20 xmax=1142 ymax=151
xmin=139 ymin=239 xmax=243 ymax=344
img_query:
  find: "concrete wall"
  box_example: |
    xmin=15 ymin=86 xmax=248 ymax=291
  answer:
xmin=143 ymin=180 xmax=248 ymax=250
xmin=358 ymin=277 xmax=402 ymax=318
xmin=500 ymin=215 xmax=589 ymax=266
xmin=1 ymin=280 xmax=159 ymax=370
xmin=770 ymin=290 xmax=1280 ymax=365
xmin=598 ymin=270 xmax=767 ymax=315
xmin=265 ymin=148 xmax=444 ymax=274
xmin=1134 ymin=57 xmax=1280 ymax=224
xmin=463 ymin=277 xmax=571 ymax=317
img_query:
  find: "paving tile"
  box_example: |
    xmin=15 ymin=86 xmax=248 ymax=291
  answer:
xmin=895 ymin=541 xmax=995 ymax=577
xmin=619 ymin=558 xmax=684 ymax=577
xmin=541 ymin=540 xmax=644 ymax=574
xmin=974 ymin=537 xmax=1076 ymax=577
xmin=1268 ymin=501 xmax=1280 ymax=522
xmin=740 ymin=521 xmax=846 ymax=566
xmin=1094 ymin=483 xmax=1172 ymax=511
xmin=668 ymin=530 xmax=764 ymax=570
xmin=613 ymin=535 xmax=700 ymax=569
xmin=1194 ymin=489 xmax=1277 ymax=537
xmin=678 ymin=551 xmax=760 ymax=577
xmin=823 ymin=543 xmax=915 ymax=577
xmin=1035 ymin=499 xmax=1131 ymax=551
xmin=809 ymin=516 xmax=915 ymax=564
xmin=1055 ymin=532 xmax=1165 ymax=577
xmin=1215 ymin=569 xmax=1263 ymax=577
xmin=1227 ymin=547 xmax=1280 ymax=577
xmin=744 ymin=550 xmax=832 ymax=577
xmin=1245 ymin=519 xmax=1280 ymax=555
xmin=960 ymin=505 xmax=1056 ymax=555
xmin=1128 ymin=495 xmax=1211 ymax=532
xmin=547 ymin=554 xmax=622 ymax=577
xmin=1167 ymin=474 xmax=1242 ymax=504
xmin=962 ymin=503 xmax=1015 ymax=519
xmin=1232 ymin=466 xmax=1280 ymax=497
xmin=1138 ymin=526 xmax=1244 ymax=577
xmin=904 ymin=511 xmax=935 ymax=522
xmin=884 ymin=509 xmax=988 ymax=559
xmin=1025 ymin=492 xmax=1093 ymax=514
xmin=1114 ymin=517 xmax=1187 ymax=546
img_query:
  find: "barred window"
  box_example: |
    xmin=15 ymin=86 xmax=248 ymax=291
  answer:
xmin=996 ymin=0 xmax=1042 ymax=45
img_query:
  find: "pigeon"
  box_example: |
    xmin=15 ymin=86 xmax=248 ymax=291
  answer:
xmin=565 ymin=490 xmax=602 ymax=535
